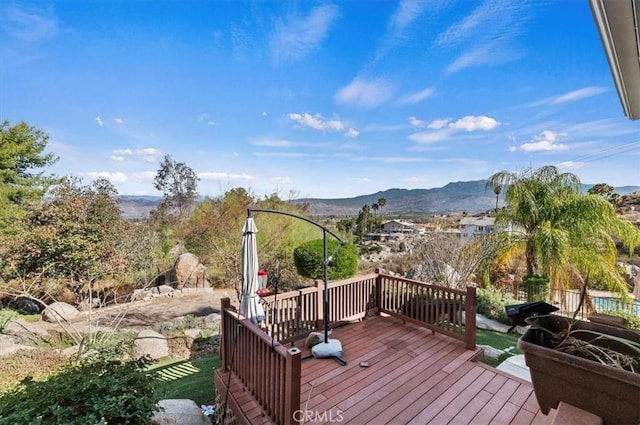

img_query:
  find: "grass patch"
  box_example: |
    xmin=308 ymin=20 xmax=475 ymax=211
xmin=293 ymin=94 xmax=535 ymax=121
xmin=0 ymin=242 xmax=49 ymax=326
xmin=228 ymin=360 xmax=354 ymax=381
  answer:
xmin=476 ymin=329 xmax=523 ymax=368
xmin=148 ymin=355 xmax=221 ymax=406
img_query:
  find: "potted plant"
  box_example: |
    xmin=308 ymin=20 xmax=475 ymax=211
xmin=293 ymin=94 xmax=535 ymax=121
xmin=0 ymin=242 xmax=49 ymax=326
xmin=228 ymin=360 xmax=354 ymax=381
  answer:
xmin=518 ymin=314 xmax=640 ymax=424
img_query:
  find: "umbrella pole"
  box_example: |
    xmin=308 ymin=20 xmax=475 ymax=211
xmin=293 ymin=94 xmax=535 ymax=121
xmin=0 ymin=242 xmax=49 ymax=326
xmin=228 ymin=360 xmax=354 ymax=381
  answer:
xmin=323 ymin=229 xmax=329 ymax=344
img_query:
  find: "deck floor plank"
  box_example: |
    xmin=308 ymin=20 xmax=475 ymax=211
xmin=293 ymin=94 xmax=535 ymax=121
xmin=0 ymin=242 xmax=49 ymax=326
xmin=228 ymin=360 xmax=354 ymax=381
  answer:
xmin=217 ymin=315 xmax=551 ymax=425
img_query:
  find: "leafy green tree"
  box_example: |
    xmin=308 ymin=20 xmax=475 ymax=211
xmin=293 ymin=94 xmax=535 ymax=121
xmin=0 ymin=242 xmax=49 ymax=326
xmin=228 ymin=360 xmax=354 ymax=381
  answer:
xmin=487 ymin=165 xmax=639 ymax=294
xmin=5 ymin=177 xmax=157 ymax=301
xmin=153 ymin=155 xmax=199 ymax=218
xmin=293 ymin=239 xmax=358 ymax=280
xmin=0 ymin=121 xmax=59 ymax=233
xmin=588 ymin=183 xmax=621 ymax=206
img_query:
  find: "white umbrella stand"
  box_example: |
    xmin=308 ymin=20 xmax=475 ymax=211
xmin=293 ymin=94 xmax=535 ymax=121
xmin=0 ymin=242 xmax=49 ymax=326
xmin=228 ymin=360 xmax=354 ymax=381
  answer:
xmin=248 ymin=209 xmax=347 ymax=365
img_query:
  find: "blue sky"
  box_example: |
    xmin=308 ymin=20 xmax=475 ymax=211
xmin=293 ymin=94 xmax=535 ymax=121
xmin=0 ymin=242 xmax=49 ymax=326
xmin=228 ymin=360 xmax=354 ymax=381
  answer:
xmin=1 ymin=0 xmax=639 ymax=199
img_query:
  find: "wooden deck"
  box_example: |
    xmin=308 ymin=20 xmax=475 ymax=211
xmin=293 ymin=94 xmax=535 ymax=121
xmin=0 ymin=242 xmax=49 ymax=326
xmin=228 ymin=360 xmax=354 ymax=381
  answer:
xmin=216 ymin=315 xmax=554 ymax=425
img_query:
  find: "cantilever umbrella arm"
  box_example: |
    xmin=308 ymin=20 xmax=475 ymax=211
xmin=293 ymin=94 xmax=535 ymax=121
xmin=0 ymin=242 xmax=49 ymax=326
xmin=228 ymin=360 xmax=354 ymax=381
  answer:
xmin=247 ymin=208 xmax=347 ymax=364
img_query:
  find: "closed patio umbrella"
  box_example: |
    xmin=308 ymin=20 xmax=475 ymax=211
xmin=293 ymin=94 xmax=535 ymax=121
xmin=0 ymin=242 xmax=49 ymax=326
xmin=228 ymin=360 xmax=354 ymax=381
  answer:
xmin=240 ymin=216 xmax=265 ymax=324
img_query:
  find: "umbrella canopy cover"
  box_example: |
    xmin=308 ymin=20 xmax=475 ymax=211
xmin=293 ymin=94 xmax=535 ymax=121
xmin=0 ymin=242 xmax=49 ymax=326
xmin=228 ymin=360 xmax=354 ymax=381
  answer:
xmin=240 ymin=217 xmax=266 ymax=324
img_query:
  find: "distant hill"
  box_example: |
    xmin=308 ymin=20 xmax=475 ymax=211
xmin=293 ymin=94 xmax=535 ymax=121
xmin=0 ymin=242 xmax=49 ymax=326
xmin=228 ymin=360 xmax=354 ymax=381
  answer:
xmin=116 ymin=182 xmax=640 ymax=219
xmin=116 ymin=195 xmax=162 ymax=220
xmin=293 ymin=181 xmax=640 ymax=217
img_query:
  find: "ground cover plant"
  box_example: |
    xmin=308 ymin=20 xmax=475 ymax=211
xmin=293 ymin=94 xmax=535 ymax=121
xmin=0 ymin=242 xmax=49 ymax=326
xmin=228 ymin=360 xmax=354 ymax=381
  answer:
xmin=0 ymin=346 xmax=158 ymax=425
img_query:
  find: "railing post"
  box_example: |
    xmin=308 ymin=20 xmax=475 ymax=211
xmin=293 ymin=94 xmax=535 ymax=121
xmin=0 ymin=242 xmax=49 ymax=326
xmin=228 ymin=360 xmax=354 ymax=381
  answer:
xmin=375 ymin=268 xmax=383 ymax=311
xmin=465 ymin=287 xmax=477 ymax=350
xmin=315 ymin=279 xmax=324 ymax=330
xmin=284 ymin=347 xmax=302 ymax=425
xmin=220 ymin=297 xmax=231 ymax=370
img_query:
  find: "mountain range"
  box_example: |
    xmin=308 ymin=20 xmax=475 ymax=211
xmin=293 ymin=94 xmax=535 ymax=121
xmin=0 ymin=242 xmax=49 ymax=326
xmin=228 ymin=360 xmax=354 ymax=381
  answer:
xmin=116 ymin=181 xmax=640 ymax=219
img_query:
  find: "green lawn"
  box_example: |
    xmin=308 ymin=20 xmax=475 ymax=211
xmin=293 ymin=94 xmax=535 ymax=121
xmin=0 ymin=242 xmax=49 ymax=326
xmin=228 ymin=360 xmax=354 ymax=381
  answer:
xmin=148 ymin=355 xmax=221 ymax=406
xmin=476 ymin=329 xmax=523 ymax=368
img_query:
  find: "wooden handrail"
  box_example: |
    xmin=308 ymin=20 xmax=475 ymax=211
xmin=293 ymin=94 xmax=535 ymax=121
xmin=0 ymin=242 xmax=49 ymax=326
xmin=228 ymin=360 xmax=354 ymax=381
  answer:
xmin=220 ymin=297 xmax=301 ymax=424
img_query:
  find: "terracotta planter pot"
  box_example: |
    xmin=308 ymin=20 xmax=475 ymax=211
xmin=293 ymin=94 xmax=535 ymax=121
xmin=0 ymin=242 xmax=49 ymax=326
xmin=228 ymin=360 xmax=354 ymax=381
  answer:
xmin=518 ymin=315 xmax=640 ymax=425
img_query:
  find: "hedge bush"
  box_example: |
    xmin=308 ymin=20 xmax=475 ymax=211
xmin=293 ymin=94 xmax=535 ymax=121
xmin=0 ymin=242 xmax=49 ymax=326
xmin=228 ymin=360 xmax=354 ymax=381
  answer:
xmin=293 ymin=239 xmax=358 ymax=280
xmin=476 ymin=286 xmax=519 ymax=324
xmin=0 ymin=347 xmax=158 ymax=425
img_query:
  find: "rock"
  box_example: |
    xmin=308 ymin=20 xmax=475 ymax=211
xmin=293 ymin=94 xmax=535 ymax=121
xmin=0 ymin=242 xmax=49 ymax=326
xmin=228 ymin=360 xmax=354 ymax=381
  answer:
xmin=132 ymin=288 xmax=153 ymax=302
xmin=475 ymin=314 xmax=511 ymax=333
xmin=133 ymin=329 xmax=169 ymax=360
xmin=42 ymin=302 xmax=79 ymax=323
xmin=152 ymin=399 xmax=212 ymax=425
xmin=170 ymin=253 xmax=207 ymax=289
xmin=156 ymin=285 xmax=174 ymax=294
xmin=479 ymin=344 xmax=504 ymax=360
xmin=203 ymin=313 xmax=221 ymax=329
xmin=13 ymin=297 xmax=42 ymax=314
xmin=184 ymin=328 xmax=203 ymax=339
xmin=0 ymin=334 xmax=34 ymax=357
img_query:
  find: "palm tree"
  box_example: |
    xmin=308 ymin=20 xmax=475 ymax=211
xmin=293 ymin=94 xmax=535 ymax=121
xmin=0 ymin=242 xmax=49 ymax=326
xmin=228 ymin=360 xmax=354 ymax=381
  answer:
xmin=487 ymin=165 xmax=639 ymax=294
xmin=371 ymin=203 xmax=379 ymax=228
xmin=493 ymin=185 xmax=502 ymax=211
xmin=377 ymin=197 xmax=386 ymax=218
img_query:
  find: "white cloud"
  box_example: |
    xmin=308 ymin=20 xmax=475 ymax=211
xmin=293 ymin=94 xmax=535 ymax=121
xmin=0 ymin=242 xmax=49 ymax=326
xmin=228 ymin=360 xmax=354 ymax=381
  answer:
xmin=409 ymin=116 xmax=427 ymax=128
xmin=4 ymin=6 xmax=58 ymax=42
xmin=271 ymin=176 xmax=291 ymax=184
xmin=133 ymin=171 xmax=156 ymax=181
xmin=396 ymin=87 xmax=434 ymax=105
xmin=95 ymin=116 xmax=104 ymax=127
xmin=530 ymin=86 xmax=608 ymax=106
xmin=199 ymin=172 xmax=254 ymax=181
xmin=270 ymin=4 xmax=340 ymax=64
xmin=355 ymin=156 xmax=427 ymax=163
xmin=288 ymin=112 xmax=345 ymax=132
xmin=427 ymin=119 xmax=449 ymax=130
xmin=345 ymin=128 xmax=359 ymax=138
xmin=335 ymin=77 xmax=395 ymax=109
xmin=252 ymin=138 xmax=295 ymax=148
xmin=114 ymin=117 xmax=123 ymax=124
xmin=408 ymin=129 xmax=454 ymax=144
xmin=408 ymin=115 xmax=499 ymax=145
xmin=449 ymin=115 xmax=499 ymax=131
xmin=556 ymin=161 xmax=585 ymax=170
xmin=436 ymin=0 xmax=534 ymax=73
xmin=207 ymin=121 xmax=216 ymax=126
xmin=111 ymin=148 xmax=162 ymax=162
xmin=516 ymin=130 xmax=568 ymax=152
xmin=261 ymin=112 xmax=268 ymax=117
xmin=406 ymin=176 xmax=425 ymax=183
xmin=86 ymin=171 xmax=128 ymax=183
xmin=110 ymin=155 xmax=125 ymax=161
xmin=357 ymin=177 xmax=371 ymax=183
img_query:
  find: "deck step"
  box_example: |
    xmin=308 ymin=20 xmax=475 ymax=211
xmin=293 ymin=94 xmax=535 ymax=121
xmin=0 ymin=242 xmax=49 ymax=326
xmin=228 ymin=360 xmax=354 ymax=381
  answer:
xmin=550 ymin=402 xmax=603 ymax=425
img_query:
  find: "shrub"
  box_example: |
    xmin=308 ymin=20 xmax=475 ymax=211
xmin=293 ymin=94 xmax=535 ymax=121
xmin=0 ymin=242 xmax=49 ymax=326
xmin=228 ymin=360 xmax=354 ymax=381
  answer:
xmin=522 ymin=275 xmax=549 ymax=302
xmin=476 ymin=286 xmax=519 ymax=324
xmin=0 ymin=346 xmax=158 ymax=425
xmin=293 ymin=239 xmax=358 ymax=280
xmin=600 ymin=309 xmax=640 ymax=330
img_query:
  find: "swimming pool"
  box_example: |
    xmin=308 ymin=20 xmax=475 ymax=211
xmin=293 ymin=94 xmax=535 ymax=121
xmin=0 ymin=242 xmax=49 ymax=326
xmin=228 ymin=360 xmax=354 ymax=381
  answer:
xmin=591 ymin=296 xmax=640 ymax=316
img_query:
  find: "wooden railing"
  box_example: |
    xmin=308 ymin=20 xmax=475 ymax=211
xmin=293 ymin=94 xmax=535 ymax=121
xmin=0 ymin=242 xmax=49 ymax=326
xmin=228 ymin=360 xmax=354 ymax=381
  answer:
xmin=259 ymin=271 xmax=475 ymax=349
xmin=377 ymin=272 xmax=476 ymax=349
xmin=219 ymin=298 xmax=301 ymax=425
xmin=260 ymin=273 xmax=378 ymax=343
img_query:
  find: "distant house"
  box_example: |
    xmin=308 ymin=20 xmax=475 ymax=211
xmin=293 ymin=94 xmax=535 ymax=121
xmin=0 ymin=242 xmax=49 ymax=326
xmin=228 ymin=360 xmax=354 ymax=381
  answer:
xmin=382 ymin=219 xmax=416 ymax=234
xmin=459 ymin=216 xmax=495 ymax=240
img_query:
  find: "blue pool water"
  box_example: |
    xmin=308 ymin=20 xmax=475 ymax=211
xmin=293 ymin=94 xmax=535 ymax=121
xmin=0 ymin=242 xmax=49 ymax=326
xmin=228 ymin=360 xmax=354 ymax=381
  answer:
xmin=592 ymin=297 xmax=640 ymax=316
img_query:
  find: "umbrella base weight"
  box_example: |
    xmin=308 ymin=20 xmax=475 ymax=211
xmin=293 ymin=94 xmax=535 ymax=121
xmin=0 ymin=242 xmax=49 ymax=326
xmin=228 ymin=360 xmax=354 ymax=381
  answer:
xmin=303 ymin=339 xmax=347 ymax=366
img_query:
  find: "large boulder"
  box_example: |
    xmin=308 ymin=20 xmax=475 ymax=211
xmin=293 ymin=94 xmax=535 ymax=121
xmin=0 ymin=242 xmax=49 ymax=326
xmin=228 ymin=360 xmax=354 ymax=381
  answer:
xmin=42 ymin=302 xmax=79 ymax=323
xmin=152 ymin=399 xmax=212 ymax=425
xmin=170 ymin=253 xmax=209 ymax=289
xmin=133 ymin=329 xmax=169 ymax=360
